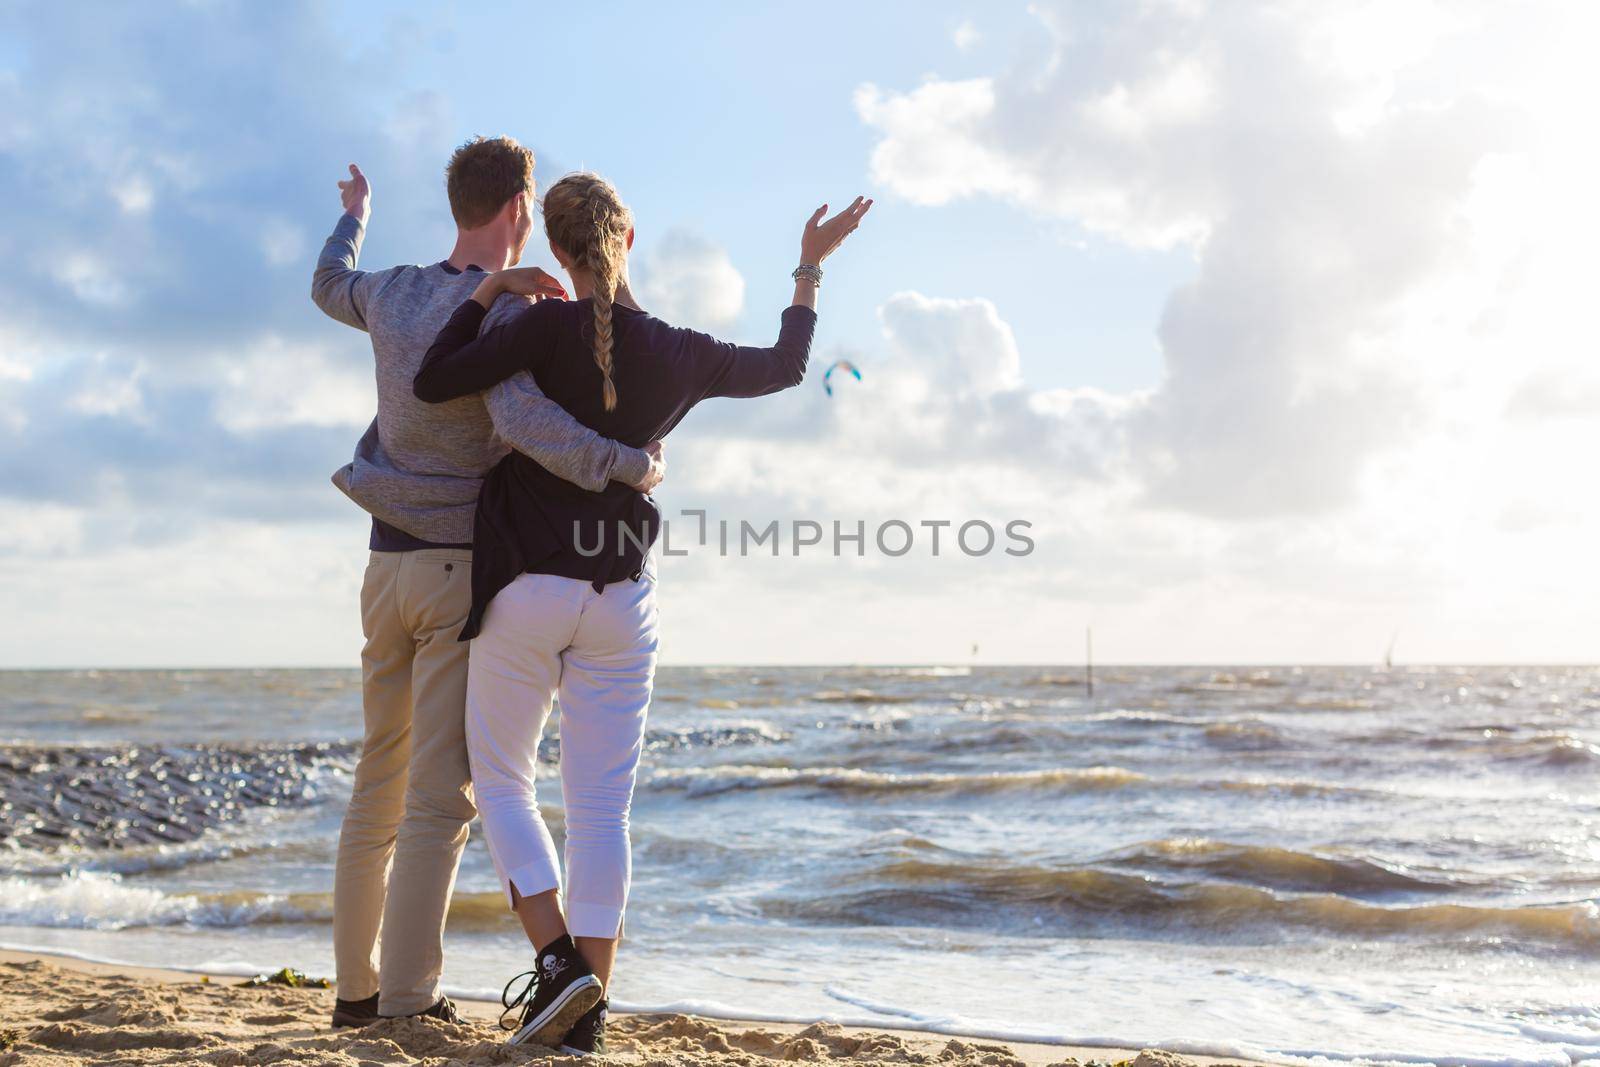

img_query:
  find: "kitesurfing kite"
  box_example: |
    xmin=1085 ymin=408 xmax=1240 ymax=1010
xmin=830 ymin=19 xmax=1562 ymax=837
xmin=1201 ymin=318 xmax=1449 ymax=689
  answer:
xmin=823 ymin=359 xmax=862 ymax=396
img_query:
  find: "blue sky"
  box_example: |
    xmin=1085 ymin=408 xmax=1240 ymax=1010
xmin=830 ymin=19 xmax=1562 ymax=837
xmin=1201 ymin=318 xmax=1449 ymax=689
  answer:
xmin=309 ymin=0 xmax=1188 ymax=394
xmin=1 ymin=1 xmax=1595 ymax=667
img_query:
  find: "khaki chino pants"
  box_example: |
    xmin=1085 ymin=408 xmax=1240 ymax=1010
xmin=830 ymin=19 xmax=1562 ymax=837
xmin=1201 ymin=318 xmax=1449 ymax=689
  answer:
xmin=333 ymin=548 xmax=476 ymax=1016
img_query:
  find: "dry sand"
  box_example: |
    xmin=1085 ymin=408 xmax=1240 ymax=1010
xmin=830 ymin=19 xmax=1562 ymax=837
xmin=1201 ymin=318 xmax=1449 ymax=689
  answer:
xmin=0 ymin=950 xmax=1277 ymax=1067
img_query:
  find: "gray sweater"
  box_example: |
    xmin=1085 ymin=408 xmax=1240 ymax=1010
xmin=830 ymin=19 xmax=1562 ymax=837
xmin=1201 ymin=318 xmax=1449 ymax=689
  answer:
xmin=312 ymin=213 xmax=649 ymax=544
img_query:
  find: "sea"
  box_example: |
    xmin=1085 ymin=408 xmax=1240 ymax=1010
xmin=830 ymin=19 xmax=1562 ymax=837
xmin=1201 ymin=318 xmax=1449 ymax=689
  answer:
xmin=2 ymin=665 xmax=1599 ymax=1067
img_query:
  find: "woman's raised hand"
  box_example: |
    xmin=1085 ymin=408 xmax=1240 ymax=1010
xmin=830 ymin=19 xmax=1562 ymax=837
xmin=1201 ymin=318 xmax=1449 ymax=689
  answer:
xmin=801 ymin=196 xmax=873 ymax=265
xmin=494 ymin=267 xmax=569 ymax=301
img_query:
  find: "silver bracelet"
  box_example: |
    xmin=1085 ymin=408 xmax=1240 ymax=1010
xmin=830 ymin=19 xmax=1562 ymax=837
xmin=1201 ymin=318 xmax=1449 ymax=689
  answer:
xmin=792 ymin=263 xmax=823 ymax=287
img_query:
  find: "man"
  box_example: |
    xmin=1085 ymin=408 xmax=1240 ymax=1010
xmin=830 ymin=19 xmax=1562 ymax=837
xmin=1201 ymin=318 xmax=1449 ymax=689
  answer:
xmin=310 ymin=136 xmax=664 ymax=1030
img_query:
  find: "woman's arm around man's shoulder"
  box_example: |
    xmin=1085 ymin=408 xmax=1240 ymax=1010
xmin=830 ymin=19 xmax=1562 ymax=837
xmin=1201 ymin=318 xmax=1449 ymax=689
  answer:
xmin=413 ymin=270 xmax=567 ymax=403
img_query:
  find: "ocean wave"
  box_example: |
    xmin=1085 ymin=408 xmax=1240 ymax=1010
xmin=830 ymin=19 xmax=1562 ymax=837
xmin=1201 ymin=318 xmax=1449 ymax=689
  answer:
xmin=769 ymin=858 xmax=1600 ymax=951
xmin=0 ymin=872 xmax=520 ymax=934
xmin=1393 ymin=730 xmax=1600 ymax=768
xmin=809 ymin=689 xmax=923 ymax=705
xmin=646 ymin=762 xmax=1389 ymax=803
xmin=0 ymin=872 xmax=332 ymax=930
xmin=953 ymin=696 xmax=1044 ymax=713
xmin=1289 ymin=697 xmax=1375 ymax=711
xmin=1033 ymin=671 xmax=1137 ymax=687
xmin=645 ymin=764 xmax=1150 ymax=798
xmin=840 ymin=716 xmax=914 ymax=735
xmin=1105 ymin=838 xmax=1466 ymax=895
xmin=543 ymin=721 xmax=791 ymax=762
xmin=1210 ymin=775 xmax=1389 ymax=799
xmin=2 ymin=830 xmax=305 ymax=880
xmin=644 ymin=722 xmax=791 ymax=751
xmin=927 ymin=725 xmax=1076 ymax=753
xmin=1201 ymin=720 xmax=1286 ymax=749
xmin=1537 ymin=738 xmax=1600 ymax=766
xmin=1079 ymin=710 xmax=1211 ymax=727
xmin=1493 ymin=734 xmax=1600 ymax=768
xmin=1172 ymin=671 xmax=1288 ymax=695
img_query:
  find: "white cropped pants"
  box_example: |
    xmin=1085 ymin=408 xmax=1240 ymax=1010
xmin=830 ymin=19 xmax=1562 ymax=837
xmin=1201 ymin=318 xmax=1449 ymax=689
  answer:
xmin=465 ymin=566 xmax=658 ymax=939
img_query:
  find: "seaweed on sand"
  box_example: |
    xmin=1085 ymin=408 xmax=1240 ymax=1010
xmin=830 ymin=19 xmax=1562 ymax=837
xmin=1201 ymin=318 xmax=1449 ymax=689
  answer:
xmin=235 ymin=967 xmax=331 ymax=989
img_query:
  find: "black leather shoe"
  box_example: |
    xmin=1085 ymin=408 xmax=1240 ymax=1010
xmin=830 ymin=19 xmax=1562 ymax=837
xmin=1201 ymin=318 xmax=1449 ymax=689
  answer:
xmin=331 ymin=992 xmax=379 ymax=1029
xmin=409 ymin=996 xmax=461 ymax=1024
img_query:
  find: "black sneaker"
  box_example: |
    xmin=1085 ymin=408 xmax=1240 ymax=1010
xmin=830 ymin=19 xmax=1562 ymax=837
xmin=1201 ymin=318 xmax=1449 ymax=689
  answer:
xmin=498 ymin=935 xmax=603 ymax=1047
xmin=558 ymin=997 xmax=608 ymax=1057
xmin=392 ymin=996 xmax=461 ymax=1024
xmin=331 ymin=992 xmax=379 ymax=1029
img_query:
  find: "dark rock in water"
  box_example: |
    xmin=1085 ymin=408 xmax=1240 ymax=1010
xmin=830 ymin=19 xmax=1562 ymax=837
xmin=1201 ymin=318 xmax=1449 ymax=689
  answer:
xmin=0 ymin=742 xmax=355 ymax=854
xmin=0 ymin=726 xmax=781 ymax=854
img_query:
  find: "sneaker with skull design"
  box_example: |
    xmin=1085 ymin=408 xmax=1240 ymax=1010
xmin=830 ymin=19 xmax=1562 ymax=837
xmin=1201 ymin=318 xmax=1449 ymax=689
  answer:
xmin=558 ymin=997 xmax=609 ymax=1057
xmin=499 ymin=935 xmax=603 ymax=1047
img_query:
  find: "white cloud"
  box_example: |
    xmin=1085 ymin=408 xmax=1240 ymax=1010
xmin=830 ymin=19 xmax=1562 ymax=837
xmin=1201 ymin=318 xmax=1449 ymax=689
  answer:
xmin=1507 ymin=371 xmax=1600 ymax=421
xmin=211 ymin=337 xmax=373 ymax=433
xmin=112 ymin=174 xmax=154 ymax=215
xmin=384 ymin=89 xmax=452 ymax=149
xmin=878 ymin=292 xmax=1021 ymax=397
xmin=0 ymin=500 xmax=85 ymax=557
xmin=0 ymin=327 xmax=40 ymax=433
xmin=54 ymin=253 xmax=132 ymax=307
xmin=951 ymin=20 xmax=980 ymax=51
xmin=0 ymin=511 xmax=369 ymax=668
xmin=0 ymin=353 xmax=33 ymax=383
xmin=636 ymin=230 xmax=746 ymax=333
xmin=68 ymin=353 xmax=147 ymax=421
xmin=853 ymin=80 xmax=1031 ymax=213
xmin=260 ymin=219 xmax=307 ymax=267
xmin=629 ymin=0 xmax=1600 ymax=663
xmin=855 ymin=0 xmax=1545 ymax=519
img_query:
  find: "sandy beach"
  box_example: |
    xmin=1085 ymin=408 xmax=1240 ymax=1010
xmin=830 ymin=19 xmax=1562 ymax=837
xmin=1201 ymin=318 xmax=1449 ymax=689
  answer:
xmin=0 ymin=950 xmax=1275 ymax=1067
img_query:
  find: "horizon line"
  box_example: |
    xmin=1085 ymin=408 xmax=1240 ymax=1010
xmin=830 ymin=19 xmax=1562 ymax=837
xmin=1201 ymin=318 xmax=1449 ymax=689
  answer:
xmin=2 ymin=661 xmax=1595 ymax=672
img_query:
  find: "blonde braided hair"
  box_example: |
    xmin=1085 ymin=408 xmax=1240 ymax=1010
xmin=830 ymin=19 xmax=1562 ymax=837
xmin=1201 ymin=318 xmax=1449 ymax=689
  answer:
xmin=542 ymin=173 xmax=633 ymax=411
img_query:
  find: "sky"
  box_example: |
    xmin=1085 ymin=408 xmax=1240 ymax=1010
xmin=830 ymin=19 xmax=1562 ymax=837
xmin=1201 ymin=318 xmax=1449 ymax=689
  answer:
xmin=1 ymin=0 xmax=1596 ymax=667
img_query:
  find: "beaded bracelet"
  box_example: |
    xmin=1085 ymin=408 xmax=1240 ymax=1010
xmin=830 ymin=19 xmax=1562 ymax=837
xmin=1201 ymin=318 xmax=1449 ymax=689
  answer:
xmin=792 ymin=263 xmax=823 ymax=287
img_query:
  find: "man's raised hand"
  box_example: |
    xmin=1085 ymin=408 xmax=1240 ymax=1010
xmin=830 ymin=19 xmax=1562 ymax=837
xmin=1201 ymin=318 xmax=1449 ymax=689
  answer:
xmin=338 ymin=163 xmax=371 ymax=225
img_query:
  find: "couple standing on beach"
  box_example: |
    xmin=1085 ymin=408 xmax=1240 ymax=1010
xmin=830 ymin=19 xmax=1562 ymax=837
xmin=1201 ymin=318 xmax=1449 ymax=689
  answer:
xmin=310 ymin=136 xmax=870 ymax=1052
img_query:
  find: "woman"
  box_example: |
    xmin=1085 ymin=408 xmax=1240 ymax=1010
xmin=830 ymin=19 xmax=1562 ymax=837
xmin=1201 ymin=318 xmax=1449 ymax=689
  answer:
xmin=413 ymin=172 xmax=869 ymax=1052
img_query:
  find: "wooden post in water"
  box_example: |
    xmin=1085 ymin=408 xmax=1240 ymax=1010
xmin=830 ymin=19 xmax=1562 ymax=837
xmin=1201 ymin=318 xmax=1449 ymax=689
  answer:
xmin=1085 ymin=626 xmax=1094 ymax=698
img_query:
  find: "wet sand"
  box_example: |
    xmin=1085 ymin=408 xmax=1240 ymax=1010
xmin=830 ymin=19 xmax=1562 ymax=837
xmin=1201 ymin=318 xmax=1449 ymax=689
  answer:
xmin=0 ymin=950 xmax=1277 ymax=1066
